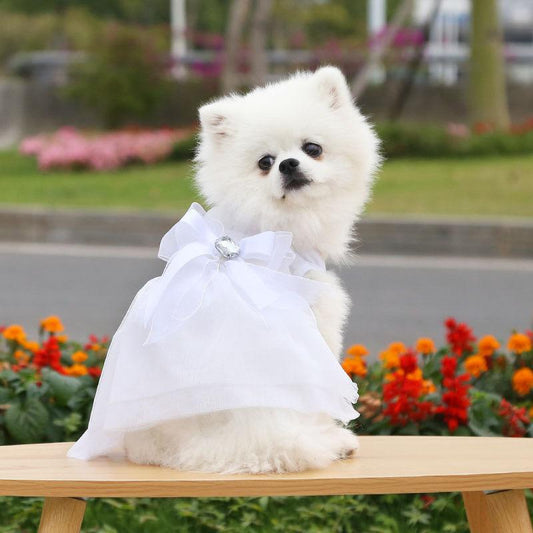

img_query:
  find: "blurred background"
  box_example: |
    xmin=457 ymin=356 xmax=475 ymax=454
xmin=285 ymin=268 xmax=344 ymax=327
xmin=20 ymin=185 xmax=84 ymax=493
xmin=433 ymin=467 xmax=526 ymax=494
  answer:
xmin=0 ymin=0 xmax=532 ymax=357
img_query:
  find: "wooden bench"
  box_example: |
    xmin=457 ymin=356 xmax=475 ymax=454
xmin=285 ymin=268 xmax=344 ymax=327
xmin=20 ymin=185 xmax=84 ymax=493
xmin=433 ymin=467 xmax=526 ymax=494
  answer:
xmin=0 ymin=436 xmax=532 ymax=533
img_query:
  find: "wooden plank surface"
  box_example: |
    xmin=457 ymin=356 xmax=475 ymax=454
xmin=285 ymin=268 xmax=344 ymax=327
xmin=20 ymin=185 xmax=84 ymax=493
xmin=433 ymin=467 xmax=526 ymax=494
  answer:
xmin=0 ymin=436 xmax=532 ymax=498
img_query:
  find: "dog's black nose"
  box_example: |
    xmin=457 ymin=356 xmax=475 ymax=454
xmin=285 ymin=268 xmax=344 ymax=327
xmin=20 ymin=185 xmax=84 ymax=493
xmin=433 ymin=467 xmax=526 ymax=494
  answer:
xmin=279 ymin=158 xmax=300 ymax=175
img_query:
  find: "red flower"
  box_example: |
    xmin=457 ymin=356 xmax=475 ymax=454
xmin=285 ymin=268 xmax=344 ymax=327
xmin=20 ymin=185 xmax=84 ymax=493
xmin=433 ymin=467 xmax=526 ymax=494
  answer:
xmin=87 ymin=366 xmax=102 ymax=379
xmin=399 ymin=351 xmax=418 ymax=374
xmin=473 ymin=121 xmax=493 ymax=135
xmin=420 ymin=494 xmax=435 ymax=508
xmin=445 ymin=318 xmax=476 ymax=356
xmin=498 ymin=399 xmax=530 ymax=438
xmin=84 ymin=334 xmax=109 ymax=351
xmin=383 ymin=364 xmax=435 ymax=427
xmin=441 ymin=354 xmax=457 ymax=378
xmin=436 ymin=355 xmax=470 ymax=432
xmin=33 ymin=337 xmax=65 ymax=374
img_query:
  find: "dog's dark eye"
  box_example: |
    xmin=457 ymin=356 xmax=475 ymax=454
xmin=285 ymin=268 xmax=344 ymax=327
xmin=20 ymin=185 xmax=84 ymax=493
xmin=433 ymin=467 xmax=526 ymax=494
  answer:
xmin=302 ymin=142 xmax=322 ymax=158
xmin=258 ymin=155 xmax=275 ymax=171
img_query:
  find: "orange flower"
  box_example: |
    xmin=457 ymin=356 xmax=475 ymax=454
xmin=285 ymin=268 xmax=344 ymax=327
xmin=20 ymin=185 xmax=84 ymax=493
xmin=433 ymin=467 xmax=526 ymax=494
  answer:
xmin=342 ymin=357 xmax=367 ymax=378
xmin=71 ymin=351 xmax=88 ymax=364
xmin=416 ymin=337 xmax=436 ymax=355
xmin=529 ymin=406 xmax=533 ymax=419
xmin=407 ymin=367 xmax=423 ymax=381
xmin=478 ymin=335 xmax=500 ymax=357
xmin=21 ymin=339 xmax=40 ymax=352
xmin=2 ymin=325 xmax=26 ymax=343
xmin=385 ymin=367 xmax=423 ymax=382
xmin=56 ymin=335 xmax=68 ymax=344
xmin=421 ymin=379 xmax=436 ymax=395
xmin=14 ymin=350 xmax=30 ymax=363
xmin=512 ymin=367 xmax=533 ymax=396
xmin=464 ymin=354 xmax=488 ymax=378
xmin=40 ymin=316 xmax=64 ymax=334
xmin=90 ymin=343 xmax=101 ymax=351
xmin=508 ymin=333 xmax=532 ymax=354
xmin=346 ymin=344 xmax=369 ymax=358
xmin=64 ymin=364 xmax=88 ymax=377
xmin=380 ymin=350 xmax=400 ymax=369
xmin=388 ymin=342 xmax=407 ymax=355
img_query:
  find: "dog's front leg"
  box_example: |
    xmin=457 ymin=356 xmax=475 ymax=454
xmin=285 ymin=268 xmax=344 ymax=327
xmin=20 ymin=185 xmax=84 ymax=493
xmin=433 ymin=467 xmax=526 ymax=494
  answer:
xmin=305 ymin=269 xmax=350 ymax=360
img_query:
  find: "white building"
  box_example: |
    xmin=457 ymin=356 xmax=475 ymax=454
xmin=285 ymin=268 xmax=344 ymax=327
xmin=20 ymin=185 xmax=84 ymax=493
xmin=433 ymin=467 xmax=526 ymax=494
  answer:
xmin=414 ymin=0 xmax=533 ymax=84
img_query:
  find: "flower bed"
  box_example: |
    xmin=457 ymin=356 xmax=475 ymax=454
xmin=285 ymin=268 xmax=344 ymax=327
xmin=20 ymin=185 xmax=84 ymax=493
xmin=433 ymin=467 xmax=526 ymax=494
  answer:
xmin=1 ymin=317 xmax=532 ymax=445
xmin=0 ymin=317 xmax=531 ymax=532
xmin=19 ymin=127 xmax=192 ymax=171
xmin=0 ymin=317 xmax=107 ymax=445
xmin=377 ymin=119 xmax=533 ymax=158
xmin=342 ymin=319 xmax=533 ymax=439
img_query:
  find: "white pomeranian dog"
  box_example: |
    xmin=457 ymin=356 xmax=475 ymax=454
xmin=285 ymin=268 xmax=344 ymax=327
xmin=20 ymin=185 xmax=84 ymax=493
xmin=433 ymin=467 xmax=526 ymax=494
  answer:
xmin=121 ymin=66 xmax=380 ymax=474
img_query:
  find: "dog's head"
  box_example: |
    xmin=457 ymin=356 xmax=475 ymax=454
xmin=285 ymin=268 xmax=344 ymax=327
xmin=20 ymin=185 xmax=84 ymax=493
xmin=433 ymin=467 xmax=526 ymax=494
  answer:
xmin=195 ymin=66 xmax=380 ymax=262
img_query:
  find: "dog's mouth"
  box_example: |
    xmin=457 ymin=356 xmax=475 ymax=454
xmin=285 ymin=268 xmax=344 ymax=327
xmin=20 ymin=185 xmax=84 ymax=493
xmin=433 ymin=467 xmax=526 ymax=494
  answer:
xmin=280 ymin=171 xmax=312 ymax=199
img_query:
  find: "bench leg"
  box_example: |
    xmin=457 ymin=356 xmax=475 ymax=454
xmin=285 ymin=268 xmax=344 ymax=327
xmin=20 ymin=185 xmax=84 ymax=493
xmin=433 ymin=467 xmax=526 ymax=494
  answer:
xmin=462 ymin=490 xmax=533 ymax=533
xmin=38 ymin=497 xmax=86 ymax=533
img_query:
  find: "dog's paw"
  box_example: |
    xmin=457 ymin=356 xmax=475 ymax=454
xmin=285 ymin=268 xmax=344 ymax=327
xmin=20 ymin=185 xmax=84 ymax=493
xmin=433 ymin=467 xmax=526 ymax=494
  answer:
xmin=333 ymin=427 xmax=359 ymax=460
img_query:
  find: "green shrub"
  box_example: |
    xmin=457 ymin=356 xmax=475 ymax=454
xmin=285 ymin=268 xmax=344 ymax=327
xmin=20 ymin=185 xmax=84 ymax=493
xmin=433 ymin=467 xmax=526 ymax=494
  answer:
xmin=0 ymin=10 xmax=56 ymax=69
xmin=0 ymin=492 xmax=478 ymax=533
xmin=0 ymin=7 xmax=170 ymax=81
xmin=169 ymin=134 xmax=199 ymax=161
xmin=65 ymin=24 xmax=171 ymax=128
xmin=377 ymin=122 xmax=533 ymax=159
xmin=0 ymin=321 xmax=105 ymax=445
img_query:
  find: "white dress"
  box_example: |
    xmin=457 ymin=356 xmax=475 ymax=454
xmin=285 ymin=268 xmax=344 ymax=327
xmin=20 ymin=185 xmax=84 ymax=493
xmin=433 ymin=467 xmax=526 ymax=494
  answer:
xmin=68 ymin=203 xmax=359 ymax=460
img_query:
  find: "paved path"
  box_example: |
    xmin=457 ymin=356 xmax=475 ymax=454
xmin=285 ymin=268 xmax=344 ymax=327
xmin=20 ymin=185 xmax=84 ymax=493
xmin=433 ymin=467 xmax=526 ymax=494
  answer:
xmin=1 ymin=243 xmax=532 ymax=358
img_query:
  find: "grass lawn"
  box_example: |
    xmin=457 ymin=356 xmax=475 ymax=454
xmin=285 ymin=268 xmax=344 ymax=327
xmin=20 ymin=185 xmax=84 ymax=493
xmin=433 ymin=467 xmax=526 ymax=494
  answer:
xmin=1 ymin=151 xmax=532 ymax=217
xmin=371 ymin=155 xmax=533 ymax=218
xmin=0 ymin=151 xmax=199 ymax=213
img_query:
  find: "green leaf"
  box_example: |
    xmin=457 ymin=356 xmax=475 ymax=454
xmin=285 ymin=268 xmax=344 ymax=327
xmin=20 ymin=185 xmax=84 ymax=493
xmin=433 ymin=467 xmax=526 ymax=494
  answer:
xmin=0 ymin=369 xmax=20 ymax=383
xmin=53 ymin=412 xmax=82 ymax=434
xmin=5 ymin=399 xmax=49 ymax=443
xmin=41 ymin=368 xmax=81 ymax=406
xmin=0 ymin=387 xmax=13 ymax=403
xmin=26 ymin=382 xmax=47 ymax=399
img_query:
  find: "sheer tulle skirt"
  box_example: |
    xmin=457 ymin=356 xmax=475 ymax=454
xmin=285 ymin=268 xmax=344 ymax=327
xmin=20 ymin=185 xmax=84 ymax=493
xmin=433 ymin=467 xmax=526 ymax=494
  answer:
xmin=68 ymin=274 xmax=359 ymax=460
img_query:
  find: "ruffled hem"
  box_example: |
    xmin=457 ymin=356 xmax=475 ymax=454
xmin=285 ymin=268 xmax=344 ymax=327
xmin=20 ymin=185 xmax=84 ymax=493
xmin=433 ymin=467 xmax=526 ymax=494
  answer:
xmin=68 ymin=383 xmax=359 ymax=460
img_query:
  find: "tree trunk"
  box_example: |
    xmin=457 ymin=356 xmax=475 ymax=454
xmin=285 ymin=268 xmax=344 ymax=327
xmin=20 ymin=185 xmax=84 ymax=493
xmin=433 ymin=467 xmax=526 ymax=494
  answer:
xmin=388 ymin=0 xmax=443 ymax=121
xmin=469 ymin=0 xmax=510 ymax=130
xmin=250 ymin=0 xmax=273 ymax=86
xmin=222 ymin=0 xmax=251 ymax=93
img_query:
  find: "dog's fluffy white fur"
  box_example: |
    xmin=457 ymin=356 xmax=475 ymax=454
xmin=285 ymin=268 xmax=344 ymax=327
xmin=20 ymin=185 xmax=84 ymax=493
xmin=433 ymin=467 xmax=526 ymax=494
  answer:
xmin=124 ymin=67 xmax=380 ymax=474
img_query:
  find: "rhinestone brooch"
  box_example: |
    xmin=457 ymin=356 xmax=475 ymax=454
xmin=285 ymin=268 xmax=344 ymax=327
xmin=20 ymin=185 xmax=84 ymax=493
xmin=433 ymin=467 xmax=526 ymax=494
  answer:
xmin=214 ymin=235 xmax=240 ymax=259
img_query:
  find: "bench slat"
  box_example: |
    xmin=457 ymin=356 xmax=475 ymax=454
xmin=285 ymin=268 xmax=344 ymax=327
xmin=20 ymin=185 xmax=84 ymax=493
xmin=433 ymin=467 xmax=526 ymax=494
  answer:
xmin=0 ymin=436 xmax=532 ymax=498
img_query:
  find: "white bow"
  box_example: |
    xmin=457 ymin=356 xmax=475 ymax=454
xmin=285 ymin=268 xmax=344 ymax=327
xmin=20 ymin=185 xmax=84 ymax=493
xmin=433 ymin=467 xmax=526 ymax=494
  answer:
xmin=142 ymin=203 xmax=322 ymax=345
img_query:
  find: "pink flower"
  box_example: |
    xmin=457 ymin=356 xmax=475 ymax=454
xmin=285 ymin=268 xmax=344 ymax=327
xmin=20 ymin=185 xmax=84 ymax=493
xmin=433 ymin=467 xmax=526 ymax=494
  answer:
xmin=19 ymin=128 xmax=190 ymax=171
xmin=447 ymin=123 xmax=469 ymax=138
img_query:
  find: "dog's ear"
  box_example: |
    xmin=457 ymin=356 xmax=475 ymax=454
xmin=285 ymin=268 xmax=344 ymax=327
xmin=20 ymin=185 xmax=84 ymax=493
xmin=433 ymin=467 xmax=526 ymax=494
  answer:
xmin=199 ymin=99 xmax=236 ymax=141
xmin=312 ymin=66 xmax=353 ymax=111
